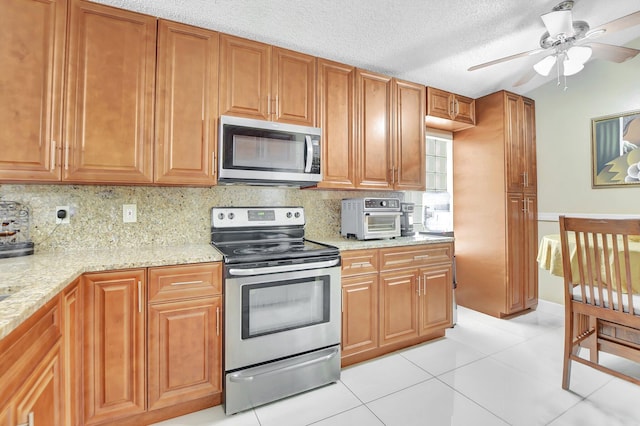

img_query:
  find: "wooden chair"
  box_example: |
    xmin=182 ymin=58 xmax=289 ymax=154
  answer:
xmin=559 ymin=216 xmax=640 ymax=389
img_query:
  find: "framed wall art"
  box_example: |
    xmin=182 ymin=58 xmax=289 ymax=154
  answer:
xmin=592 ymin=110 xmax=640 ymax=187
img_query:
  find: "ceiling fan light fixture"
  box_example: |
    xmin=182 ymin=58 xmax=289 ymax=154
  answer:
xmin=541 ymin=10 xmax=574 ymax=37
xmin=533 ymin=55 xmax=557 ymax=76
xmin=567 ymin=45 xmax=592 ymax=64
xmin=562 ymin=58 xmax=584 ymax=76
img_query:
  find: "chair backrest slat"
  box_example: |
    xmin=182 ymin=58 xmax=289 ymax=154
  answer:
xmin=559 ymin=216 xmax=640 ymax=317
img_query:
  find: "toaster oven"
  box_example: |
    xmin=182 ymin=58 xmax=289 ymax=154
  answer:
xmin=341 ymin=198 xmax=401 ymax=240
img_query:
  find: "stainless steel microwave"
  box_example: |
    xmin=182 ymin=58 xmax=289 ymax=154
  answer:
xmin=218 ymin=115 xmax=322 ymax=187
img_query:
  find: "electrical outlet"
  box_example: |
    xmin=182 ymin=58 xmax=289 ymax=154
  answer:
xmin=123 ymin=204 xmax=137 ymax=223
xmin=56 ymin=206 xmax=70 ymax=224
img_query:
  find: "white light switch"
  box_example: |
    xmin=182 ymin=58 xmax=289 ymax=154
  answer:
xmin=123 ymin=204 xmax=137 ymax=223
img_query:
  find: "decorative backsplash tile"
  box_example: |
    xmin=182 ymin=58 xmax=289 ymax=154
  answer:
xmin=0 ymin=184 xmax=402 ymax=252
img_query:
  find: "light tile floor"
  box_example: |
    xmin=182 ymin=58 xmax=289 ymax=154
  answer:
xmin=153 ymin=301 xmax=640 ymax=426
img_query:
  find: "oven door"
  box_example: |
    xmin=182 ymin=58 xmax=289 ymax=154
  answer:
xmin=364 ymin=212 xmax=402 ymax=239
xmin=224 ymin=261 xmax=341 ymax=371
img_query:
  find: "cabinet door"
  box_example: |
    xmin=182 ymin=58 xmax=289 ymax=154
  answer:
xmin=379 ymin=269 xmax=419 ymax=346
xmin=356 ymin=70 xmax=393 ymax=190
xmin=155 ymin=20 xmax=219 ymax=185
xmin=522 ymin=97 xmax=537 ymax=193
xmin=13 ymin=343 xmax=63 ymax=426
xmin=219 ymin=34 xmax=271 ymax=121
xmin=316 ymin=59 xmax=356 ymax=189
xmin=419 ymin=265 xmax=452 ymax=335
xmin=524 ymin=194 xmax=538 ymax=309
xmin=505 ymin=93 xmax=525 ymax=192
xmin=506 ymin=193 xmax=526 ymax=314
xmin=64 ymin=0 xmax=155 ymax=183
xmin=453 ymin=95 xmax=475 ymax=125
xmin=0 ymin=0 xmax=66 ymax=182
xmin=83 ymin=269 xmax=146 ymax=424
xmin=341 ymin=275 xmax=379 ymax=358
xmin=148 ymin=296 xmax=222 ymax=411
xmin=63 ymin=280 xmax=82 ymax=426
xmin=426 ymin=87 xmax=453 ymax=120
xmin=394 ymin=79 xmax=425 ymax=191
xmin=272 ymin=47 xmax=316 ymax=126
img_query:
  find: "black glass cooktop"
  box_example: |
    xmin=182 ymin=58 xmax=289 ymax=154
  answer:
xmin=213 ymin=239 xmax=339 ymax=264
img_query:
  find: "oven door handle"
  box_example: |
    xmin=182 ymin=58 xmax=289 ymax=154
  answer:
xmin=228 ymin=258 xmax=340 ymax=276
xmin=228 ymin=347 xmax=339 ymax=383
xmin=304 ymin=135 xmax=313 ymax=173
xmin=364 ymin=211 xmax=402 ymax=217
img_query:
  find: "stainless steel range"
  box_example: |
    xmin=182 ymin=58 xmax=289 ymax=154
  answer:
xmin=211 ymin=206 xmax=341 ymax=415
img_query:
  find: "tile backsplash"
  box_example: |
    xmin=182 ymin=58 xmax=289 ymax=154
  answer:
xmin=0 ymin=184 xmax=402 ymax=253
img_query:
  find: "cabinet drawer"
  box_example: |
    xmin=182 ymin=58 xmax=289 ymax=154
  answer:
xmin=380 ymin=244 xmax=452 ymax=269
xmin=341 ymin=249 xmax=379 ymax=277
xmin=148 ymin=263 xmax=222 ymax=303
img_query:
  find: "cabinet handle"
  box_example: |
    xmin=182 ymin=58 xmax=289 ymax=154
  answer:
xmin=524 ymin=172 xmax=529 ymax=188
xmin=17 ymin=412 xmax=34 ymax=426
xmin=274 ymin=95 xmax=278 ymax=117
xmin=522 ymin=199 xmax=527 ymax=213
xmin=137 ymin=281 xmax=142 ymax=313
xmin=216 ymin=307 xmax=220 ymax=336
xmin=454 ymin=99 xmax=459 ymax=116
xmin=64 ymin=145 xmax=69 ymax=170
xmin=351 ymin=262 xmax=371 ymax=268
xmin=417 ymin=276 xmax=421 ymax=296
xmin=212 ymin=151 xmax=217 ymax=177
xmin=423 ymin=277 xmax=427 ymax=296
xmin=51 ymin=141 xmax=57 ymax=170
xmin=414 ymin=255 xmax=430 ymax=260
xmin=170 ymin=280 xmax=204 ymax=286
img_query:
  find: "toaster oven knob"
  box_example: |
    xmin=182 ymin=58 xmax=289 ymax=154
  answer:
xmin=228 ymin=212 xmax=235 ymax=220
xmin=286 ymin=212 xmax=292 ymax=218
xmin=380 ymin=200 xmax=387 ymax=207
xmin=217 ymin=213 xmax=225 ymax=220
xmin=294 ymin=212 xmax=300 ymax=218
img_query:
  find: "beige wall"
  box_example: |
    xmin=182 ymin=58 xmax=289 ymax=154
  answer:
xmin=526 ymin=37 xmax=640 ymax=304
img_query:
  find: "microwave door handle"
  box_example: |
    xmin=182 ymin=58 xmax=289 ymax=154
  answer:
xmin=364 ymin=212 xmax=402 ymax=217
xmin=304 ymin=135 xmax=313 ymax=173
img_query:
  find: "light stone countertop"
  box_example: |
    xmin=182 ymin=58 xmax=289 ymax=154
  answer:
xmin=0 ymin=234 xmax=453 ymax=341
xmin=0 ymin=244 xmax=223 ymax=340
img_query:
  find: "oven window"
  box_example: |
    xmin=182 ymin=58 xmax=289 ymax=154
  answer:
xmin=241 ymin=276 xmax=330 ymax=339
xmin=366 ymin=215 xmax=398 ymax=233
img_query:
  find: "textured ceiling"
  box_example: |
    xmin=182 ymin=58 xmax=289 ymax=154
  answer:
xmin=92 ymin=0 xmax=640 ymax=99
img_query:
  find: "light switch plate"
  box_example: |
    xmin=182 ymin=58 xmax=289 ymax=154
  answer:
xmin=123 ymin=204 xmax=137 ymax=223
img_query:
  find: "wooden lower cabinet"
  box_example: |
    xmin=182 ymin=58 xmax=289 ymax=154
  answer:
xmin=341 ymin=243 xmax=453 ymax=366
xmin=62 ymin=279 xmax=82 ymax=426
xmin=147 ymin=263 xmax=223 ymax=412
xmin=341 ymin=274 xmax=379 ymax=358
xmin=0 ymin=294 xmax=63 ymax=426
xmin=82 ymin=269 xmax=147 ymax=425
xmin=379 ymin=269 xmax=420 ymax=345
xmin=12 ymin=342 xmax=63 ymax=426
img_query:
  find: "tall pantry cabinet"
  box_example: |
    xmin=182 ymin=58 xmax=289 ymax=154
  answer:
xmin=453 ymin=90 xmax=538 ymax=318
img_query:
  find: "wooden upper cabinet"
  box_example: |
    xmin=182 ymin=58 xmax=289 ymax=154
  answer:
xmin=394 ymin=79 xmax=426 ymax=191
xmin=316 ymin=59 xmax=356 ymax=189
xmin=219 ymin=34 xmax=271 ymax=121
xmin=155 ymin=20 xmax=219 ymax=186
xmin=426 ymin=87 xmax=475 ymax=132
xmin=272 ymin=47 xmax=316 ymax=126
xmin=0 ymin=0 xmax=67 ymax=182
xmin=219 ymin=34 xmax=316 ymax=126
xmin=64 ymin=0 xmax=156 ymax=184
xmin=505 ymin=93 xmax=536 ymax=193
xmin=356 ymin=69 xmax=393 ymax=190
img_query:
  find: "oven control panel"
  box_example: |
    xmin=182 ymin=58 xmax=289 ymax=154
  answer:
xmin=212 ymin=206 xmax=305 ymax=228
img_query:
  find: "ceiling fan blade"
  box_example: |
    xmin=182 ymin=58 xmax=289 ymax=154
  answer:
xmin=589 ymin=42 xmax=640 ymax=63
xmin=513 ymin=68 xmax=539 ymax=87
xmin=468 ymin=47 xmax=545 ymax=71
xmin=588 ymin=10 xmax=640 ymax=38
xmin=541 ymin=10 xmax=574 ymax=36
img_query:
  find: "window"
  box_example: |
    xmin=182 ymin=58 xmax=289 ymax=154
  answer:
xmin=423 ymin=130 xmax=453 ymax=232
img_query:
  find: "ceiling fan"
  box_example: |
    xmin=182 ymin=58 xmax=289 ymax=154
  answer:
xmin=468 ymin=1 xmax=640 ymax=88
